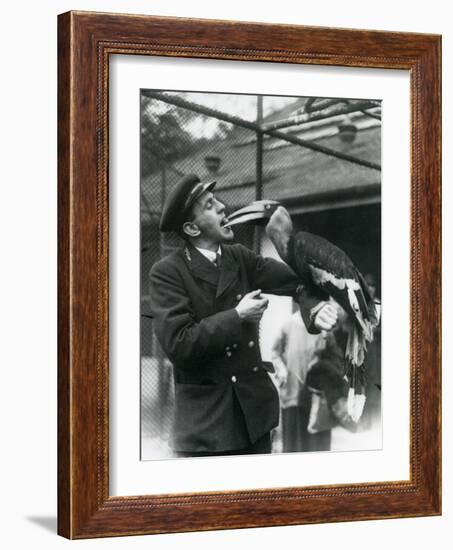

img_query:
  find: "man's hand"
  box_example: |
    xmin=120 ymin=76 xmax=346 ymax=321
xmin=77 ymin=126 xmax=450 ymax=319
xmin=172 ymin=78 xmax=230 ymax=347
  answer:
xmin=313 ymin=302 xmax=338 ymax=332
xmin=235 ymin=289 xmax=269 ymax=322
xmin=272 ymin=358 xmax=288 ymax=389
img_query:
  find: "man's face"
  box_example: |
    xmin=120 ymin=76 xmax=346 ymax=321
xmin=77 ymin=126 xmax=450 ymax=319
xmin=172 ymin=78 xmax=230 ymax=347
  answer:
xmin=185 ymin=191 xmax=234 ymax=244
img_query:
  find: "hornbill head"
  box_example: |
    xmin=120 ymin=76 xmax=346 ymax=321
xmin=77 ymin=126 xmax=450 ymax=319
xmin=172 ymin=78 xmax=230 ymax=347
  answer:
xmin=224 ymin=199 xmax=293 ymax=259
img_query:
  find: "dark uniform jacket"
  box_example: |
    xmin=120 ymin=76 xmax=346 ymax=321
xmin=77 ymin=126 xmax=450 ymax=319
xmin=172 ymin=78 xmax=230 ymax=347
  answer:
xmin=149 ymin=242 xmax=321 ymax=453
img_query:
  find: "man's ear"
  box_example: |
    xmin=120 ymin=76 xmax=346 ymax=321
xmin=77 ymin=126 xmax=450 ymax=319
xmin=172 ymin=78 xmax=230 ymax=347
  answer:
xmin=182 ymin=221 xmax=201 ymax=238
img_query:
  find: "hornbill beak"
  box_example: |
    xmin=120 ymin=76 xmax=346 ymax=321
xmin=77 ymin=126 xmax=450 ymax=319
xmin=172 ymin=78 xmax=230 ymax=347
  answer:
xmin=223 ymin=200 xmax=281 ymax=228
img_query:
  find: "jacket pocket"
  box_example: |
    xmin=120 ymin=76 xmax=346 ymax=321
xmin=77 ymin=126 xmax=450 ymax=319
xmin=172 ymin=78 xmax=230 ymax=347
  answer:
xmin=261 ymin=361 xmax=275 ymax=374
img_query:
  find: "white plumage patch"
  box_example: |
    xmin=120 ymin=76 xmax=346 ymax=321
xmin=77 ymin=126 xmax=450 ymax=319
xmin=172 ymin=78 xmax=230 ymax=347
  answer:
xmin=309 ymin=264 xmax=360 ymax=292
xmin=347 ymin=388 xmax=367 ymax=422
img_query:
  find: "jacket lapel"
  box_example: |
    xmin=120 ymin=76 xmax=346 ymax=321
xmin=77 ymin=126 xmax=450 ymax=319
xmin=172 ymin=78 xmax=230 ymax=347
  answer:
xmin=216 ymin=246 xmax=239 ymax=298
xmin=184 ymin=245 xmax=220 ymax=287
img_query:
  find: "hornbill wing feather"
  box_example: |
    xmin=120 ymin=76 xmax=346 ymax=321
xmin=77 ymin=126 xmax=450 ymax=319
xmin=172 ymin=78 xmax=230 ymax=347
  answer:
xmin=355 ymin=267 xmax=373 ymax=304
xmin=292 ymin=232 xmax=357 ymax=279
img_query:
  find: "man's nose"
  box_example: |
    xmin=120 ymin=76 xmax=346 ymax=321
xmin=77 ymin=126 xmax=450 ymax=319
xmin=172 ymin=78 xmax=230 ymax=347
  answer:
xmin=216 ymin=200 xmax=225 ymax=213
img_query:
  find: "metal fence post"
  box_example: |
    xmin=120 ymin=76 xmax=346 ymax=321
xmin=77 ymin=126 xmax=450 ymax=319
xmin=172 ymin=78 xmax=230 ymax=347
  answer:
xmin=254 ymin=95 xmax=263 ymax=252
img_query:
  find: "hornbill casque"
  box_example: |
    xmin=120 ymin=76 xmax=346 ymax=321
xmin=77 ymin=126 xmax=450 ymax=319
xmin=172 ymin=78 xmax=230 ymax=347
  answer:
xmin=224 ymin=200 xmax=380 ymax=423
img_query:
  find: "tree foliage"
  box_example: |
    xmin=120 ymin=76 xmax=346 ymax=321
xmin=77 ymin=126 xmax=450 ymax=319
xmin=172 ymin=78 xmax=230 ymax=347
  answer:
xmin=141 ymin=95 xmax=231 ymax=178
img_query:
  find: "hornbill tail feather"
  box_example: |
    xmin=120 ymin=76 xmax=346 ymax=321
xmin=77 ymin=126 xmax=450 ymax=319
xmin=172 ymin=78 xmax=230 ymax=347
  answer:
xmin=344 ymin=352 xmax=367 ymax=423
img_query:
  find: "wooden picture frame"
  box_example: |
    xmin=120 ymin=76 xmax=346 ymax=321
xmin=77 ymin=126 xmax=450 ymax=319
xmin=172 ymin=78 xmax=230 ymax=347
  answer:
xmin=58 ymin=10 xmax=441 ymax=539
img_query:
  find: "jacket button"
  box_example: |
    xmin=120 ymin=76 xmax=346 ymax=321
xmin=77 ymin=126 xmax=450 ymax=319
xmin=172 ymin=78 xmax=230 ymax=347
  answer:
xmin=231 ymin=375 xmax=237 ymax=383
xmin=226 ymin=351 xmax=232 ymax=357
xmin=253 ymin=366 xmax=259 ymax=372
xmin=232 ymin=343 xmax=238 ymax=349
xmin=248 ymin=340 xmax=255 ymax=348
xmin=226 ymin=346 xmax=231 ymax=351
xmin=236 ymin=294 xmax=242 ymax=300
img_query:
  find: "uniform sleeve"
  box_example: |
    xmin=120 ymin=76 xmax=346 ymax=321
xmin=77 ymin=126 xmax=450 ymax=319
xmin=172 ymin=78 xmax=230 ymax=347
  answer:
xmin=237 ymin=244 xmax=324 ymax=334
xmin=149 ymin=261 xmax=242 ymax=366
xmin=296 ymin=284 xmax=329 ymax=335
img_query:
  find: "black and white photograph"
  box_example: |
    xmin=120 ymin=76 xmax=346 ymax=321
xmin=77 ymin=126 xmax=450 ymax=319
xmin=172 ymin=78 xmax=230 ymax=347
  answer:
xmin=140 ymin=90 xmax=382 ymax=460
xmin=2 ymin=0 xmax=446 ymax=545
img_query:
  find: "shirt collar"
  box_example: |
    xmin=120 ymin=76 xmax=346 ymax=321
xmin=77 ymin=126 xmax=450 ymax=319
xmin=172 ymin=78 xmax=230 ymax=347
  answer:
xmin=195 ymin=245 xmax=221 ymax=263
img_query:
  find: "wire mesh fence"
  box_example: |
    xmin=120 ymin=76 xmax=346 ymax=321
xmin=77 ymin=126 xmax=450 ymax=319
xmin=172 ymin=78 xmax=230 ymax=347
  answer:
xmin=140 ymin=91 xmax=381 ymax=459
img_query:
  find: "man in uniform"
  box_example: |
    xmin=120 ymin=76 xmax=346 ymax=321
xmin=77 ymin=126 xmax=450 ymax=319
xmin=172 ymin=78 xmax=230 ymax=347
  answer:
xmin=149 ymin=174 xmax=337 ymax=457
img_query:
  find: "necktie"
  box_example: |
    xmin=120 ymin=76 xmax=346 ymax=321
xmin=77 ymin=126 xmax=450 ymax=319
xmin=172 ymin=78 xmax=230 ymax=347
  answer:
xmin=214 ymin=252 xmax=221 ymax=268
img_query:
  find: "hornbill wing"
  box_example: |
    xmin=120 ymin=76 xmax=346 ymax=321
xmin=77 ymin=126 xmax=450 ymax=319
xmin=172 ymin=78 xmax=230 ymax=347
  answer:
xmin=290 ymin=231 xmax=357 ymax=280
xmin=288 ymin=232 xmax=371 ymax=324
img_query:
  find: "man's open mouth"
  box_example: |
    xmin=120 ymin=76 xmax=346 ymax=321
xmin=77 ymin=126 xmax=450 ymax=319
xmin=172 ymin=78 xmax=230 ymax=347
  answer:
xmin=220 ymin=218 xmax=233 ymax=232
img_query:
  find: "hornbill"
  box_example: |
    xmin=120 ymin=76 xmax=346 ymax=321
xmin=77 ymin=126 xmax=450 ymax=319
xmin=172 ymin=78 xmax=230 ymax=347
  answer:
xmin=224 ymin=200 xmax=380 ymax=423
